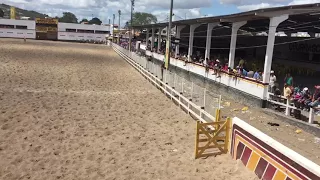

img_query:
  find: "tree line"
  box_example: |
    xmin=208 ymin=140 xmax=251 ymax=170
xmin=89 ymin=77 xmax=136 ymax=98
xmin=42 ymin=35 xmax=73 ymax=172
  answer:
xmin=0 ymin=8 xmax=158 ymax=27
xmin=57 ymin=11 xmax=158 ymax=27
xmin=55 ymin=12 xmax=102 ymax=25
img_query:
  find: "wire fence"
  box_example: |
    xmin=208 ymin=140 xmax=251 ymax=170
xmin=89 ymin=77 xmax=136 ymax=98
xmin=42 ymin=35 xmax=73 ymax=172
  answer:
xmin=116 ymin=45 xmax=220 ymax=119
xmin=113 ymin=43 xmax=221 ymax=121
xmin=148 ymin=61 xmax=221 ymax=119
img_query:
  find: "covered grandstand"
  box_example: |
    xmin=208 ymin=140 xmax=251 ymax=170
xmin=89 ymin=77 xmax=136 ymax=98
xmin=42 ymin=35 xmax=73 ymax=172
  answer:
xmin=129 ymin=3 xmax=320 ymax=124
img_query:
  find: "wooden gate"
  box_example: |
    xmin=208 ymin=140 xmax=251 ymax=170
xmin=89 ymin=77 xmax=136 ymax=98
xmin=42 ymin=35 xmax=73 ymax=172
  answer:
xmin=195 ymin=118 xmax=232 ymax=159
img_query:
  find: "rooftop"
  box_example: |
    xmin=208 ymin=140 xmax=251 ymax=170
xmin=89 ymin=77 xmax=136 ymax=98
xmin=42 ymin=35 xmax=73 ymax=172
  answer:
xmin=133 ymin=3 xmax=320 ymax=34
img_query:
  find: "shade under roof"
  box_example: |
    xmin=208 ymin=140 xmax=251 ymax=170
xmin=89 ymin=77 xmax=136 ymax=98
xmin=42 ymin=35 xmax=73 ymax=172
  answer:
xmin=132 ymin=3 xmax=320 ymax=34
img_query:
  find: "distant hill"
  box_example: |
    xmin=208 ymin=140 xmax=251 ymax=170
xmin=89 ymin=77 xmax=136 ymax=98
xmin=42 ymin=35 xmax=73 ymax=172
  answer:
xmin=0 ymin=3 xmax=49 ymax=20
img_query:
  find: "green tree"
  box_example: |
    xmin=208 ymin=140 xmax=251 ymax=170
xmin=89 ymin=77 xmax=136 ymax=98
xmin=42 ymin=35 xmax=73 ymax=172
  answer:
xmin=80 ymin=18 xmax=89 ymax=24
xmin=88 ymin=17 xmax=102 ymax=25
xmin=125 ymin=12 xmax=157 ymax=27
xmin=0 ymin=9 xmax=4 ymax=18
xmin=59 ymin=12 xmax=78 ymax=23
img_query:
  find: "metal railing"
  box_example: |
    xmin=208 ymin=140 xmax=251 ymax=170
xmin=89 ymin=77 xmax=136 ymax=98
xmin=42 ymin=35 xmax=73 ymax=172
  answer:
xmin=267 ymin=92 xmax=315 ymax=124
xmin=113 ymin=43 xmax=221 ymax=122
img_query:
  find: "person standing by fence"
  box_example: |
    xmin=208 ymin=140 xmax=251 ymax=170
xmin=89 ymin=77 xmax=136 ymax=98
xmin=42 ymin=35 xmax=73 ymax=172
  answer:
xmin=284 ymin=73 xmax=293 ymax=88
xmin=269 ymin=70 xmax=277 ymax=93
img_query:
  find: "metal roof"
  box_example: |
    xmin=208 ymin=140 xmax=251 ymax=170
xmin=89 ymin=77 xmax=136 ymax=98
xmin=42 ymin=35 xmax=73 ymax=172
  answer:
xmin=132 ymin=3 xmax=320 ymax=29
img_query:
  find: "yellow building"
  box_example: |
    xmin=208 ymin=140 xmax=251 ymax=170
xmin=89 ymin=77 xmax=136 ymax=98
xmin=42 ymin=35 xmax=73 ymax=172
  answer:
xmin=35 ymin=18 xmax=58 ymax=40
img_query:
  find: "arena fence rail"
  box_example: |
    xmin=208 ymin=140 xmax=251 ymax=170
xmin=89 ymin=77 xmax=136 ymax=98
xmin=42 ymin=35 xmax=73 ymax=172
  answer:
xmin=113 ymin=43 xmax=320 ymax=180
xmin=112 ymin=43 xmax=220 ymax=123
xmin=267 ymin=92 xmax=315 ymax=124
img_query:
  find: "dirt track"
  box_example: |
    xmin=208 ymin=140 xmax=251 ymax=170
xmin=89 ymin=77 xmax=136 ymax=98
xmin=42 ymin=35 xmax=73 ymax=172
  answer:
xmin=0 ymin=39 xmax=258 ymax=180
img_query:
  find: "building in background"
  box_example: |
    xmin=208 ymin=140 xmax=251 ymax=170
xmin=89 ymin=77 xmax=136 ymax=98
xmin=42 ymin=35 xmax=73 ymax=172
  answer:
xmin=35 ymin=18 xmax=58 ymax=40
xmin=0 ymin=18 xmax=111 ymax=42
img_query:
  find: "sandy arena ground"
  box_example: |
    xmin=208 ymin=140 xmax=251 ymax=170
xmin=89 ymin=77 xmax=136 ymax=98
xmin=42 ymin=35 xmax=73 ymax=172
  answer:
xmin=0 ymin=39 xmax=258 ymax=180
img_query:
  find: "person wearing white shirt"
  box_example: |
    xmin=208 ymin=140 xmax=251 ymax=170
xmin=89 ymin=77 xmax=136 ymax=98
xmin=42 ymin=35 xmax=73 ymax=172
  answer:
xmin=269 ymin=70 xmax=277 ymax=93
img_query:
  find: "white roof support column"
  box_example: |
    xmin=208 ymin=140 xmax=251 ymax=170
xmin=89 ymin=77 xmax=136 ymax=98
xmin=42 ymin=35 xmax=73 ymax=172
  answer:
xmin=188 ymin=24 xmax=200 ymax=61
xmin=157 ymin=27 xmax=162 ymax=53
xmin=262 ymin=14 xmax=288 ymax=99
xmin=228 ymin=21 xmax=246 ymax=69
xmin=146 ymin=28 xmax=149 ymax=48
xmin=175 ymin=25 xmax=185 ymax=58
xmin=205 ymin=23 xmax=219 ymax=62
xmin=151 ymin=27 xmax=155 ymax=49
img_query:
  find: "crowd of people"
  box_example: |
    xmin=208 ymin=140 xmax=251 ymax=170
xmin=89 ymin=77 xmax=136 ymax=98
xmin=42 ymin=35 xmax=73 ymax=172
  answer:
xmin=265 ymin=71 xmax=320 ymax=118
xmin=138 ymin=42 xmax=320 ymax=116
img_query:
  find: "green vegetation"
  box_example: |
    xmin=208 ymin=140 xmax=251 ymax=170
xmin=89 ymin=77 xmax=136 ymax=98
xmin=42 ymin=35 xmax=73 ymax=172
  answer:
xmin=89 ymin=17 xmax=102 ymax=25
xmin=0 ymin=3 xmax=48 ymax=19
xmin=58 ymin=12 xmax=78 ymax=23
xmin=0 ymin=8 xmax=4 ymax=17
xmin=125 ymin=12 xmax=157 ymax=27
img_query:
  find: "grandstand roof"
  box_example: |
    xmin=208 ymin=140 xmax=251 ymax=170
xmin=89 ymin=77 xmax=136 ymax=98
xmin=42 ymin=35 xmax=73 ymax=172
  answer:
xmin=132 ymin=3 xmax=320 ymax=33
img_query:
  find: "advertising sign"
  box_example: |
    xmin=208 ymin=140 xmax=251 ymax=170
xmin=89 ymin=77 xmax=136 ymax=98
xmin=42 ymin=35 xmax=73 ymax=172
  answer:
xmin=10 ymin=7 xmax=16 ymax=19
xmin=165 ymin=40 xmax=170 ymax=69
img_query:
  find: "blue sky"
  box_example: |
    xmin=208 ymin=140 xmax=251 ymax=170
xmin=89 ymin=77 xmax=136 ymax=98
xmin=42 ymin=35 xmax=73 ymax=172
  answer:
xmin=2 ymin=0 xmax=319 ymax=26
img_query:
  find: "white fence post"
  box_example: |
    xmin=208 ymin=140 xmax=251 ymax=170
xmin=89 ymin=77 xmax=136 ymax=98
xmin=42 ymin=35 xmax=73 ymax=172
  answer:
xmin=285 ymin=99 xmax=290 ymax=116
xmin=165 ymin=69 xmax=168 ymax=84
xmin=173 ymin=73 xmax=176 ymax=88
xmin=181 ymin=78 xmax=184 ymax=94
xmin=152 ymin=61 xmax=155 ymax=74
xmin=309 ymin=108 xmax=315 ymax=124
xmin=191 ymin=82 xmax=194 ymax=100
xmin=203 ymin=88 xmax=206 ymax=108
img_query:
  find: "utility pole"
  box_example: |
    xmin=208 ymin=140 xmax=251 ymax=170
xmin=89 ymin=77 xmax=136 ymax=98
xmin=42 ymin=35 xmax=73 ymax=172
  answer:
xmin=118 ymin=10 xmax=121 ymax=44
xmin=129 ymin=0 xmax=135 ymax=51
xmin=112 ymin=14 xmax=115 ymax=43
xmin=165 ymin=0 xmax=173 ymax=69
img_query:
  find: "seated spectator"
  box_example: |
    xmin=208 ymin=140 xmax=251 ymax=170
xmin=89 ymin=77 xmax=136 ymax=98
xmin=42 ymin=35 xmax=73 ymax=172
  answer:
xmin=212 ymin=59 xmax=221 ymax=76
xmin=240 ymin=67 xmax=248 ymax=77
xmin=307 ymin=86 xmax=320 ymax=109
xmin=247 ymin=70 xmax=254 ymax=78
xmin=183 ymin=54 xmax=188 ymax=66
xmin=236 ymin=66 xmax=241 ymax=74
xmin=296 ymin=87 xmax=311 ymax=110
xmin=253 ymin=69 xmax=262 ymax=81
xmin=222 ymin=63 xmax=228 ymax=72
xmin=283 ymin=84 xmax=292 ymax=107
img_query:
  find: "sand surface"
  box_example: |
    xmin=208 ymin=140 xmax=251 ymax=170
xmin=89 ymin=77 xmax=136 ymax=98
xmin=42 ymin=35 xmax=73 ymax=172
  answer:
xmin=0 ymin=39 xmax=257 ymax=180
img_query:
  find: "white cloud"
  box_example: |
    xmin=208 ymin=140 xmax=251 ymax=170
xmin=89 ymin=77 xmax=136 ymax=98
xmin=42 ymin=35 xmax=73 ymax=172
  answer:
xmin=219 ymin=0 xmax=320 ymax=11
xmin=289 ymin=0 xmax=320 ymax=5
xmin=3 ymin=0 xmax=209 ymax=27
xmin=152 ymin=8 xmax=202 ymax=23
xmin=237 ymin=3 xmax=283 ymax=11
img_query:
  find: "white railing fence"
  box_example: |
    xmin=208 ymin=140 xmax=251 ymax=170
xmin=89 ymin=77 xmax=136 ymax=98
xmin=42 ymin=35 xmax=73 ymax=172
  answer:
xmin=113 ymin=43 xmax=221 ymax=123
xmin=267 ymin=93 xmax=315 ymax=124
